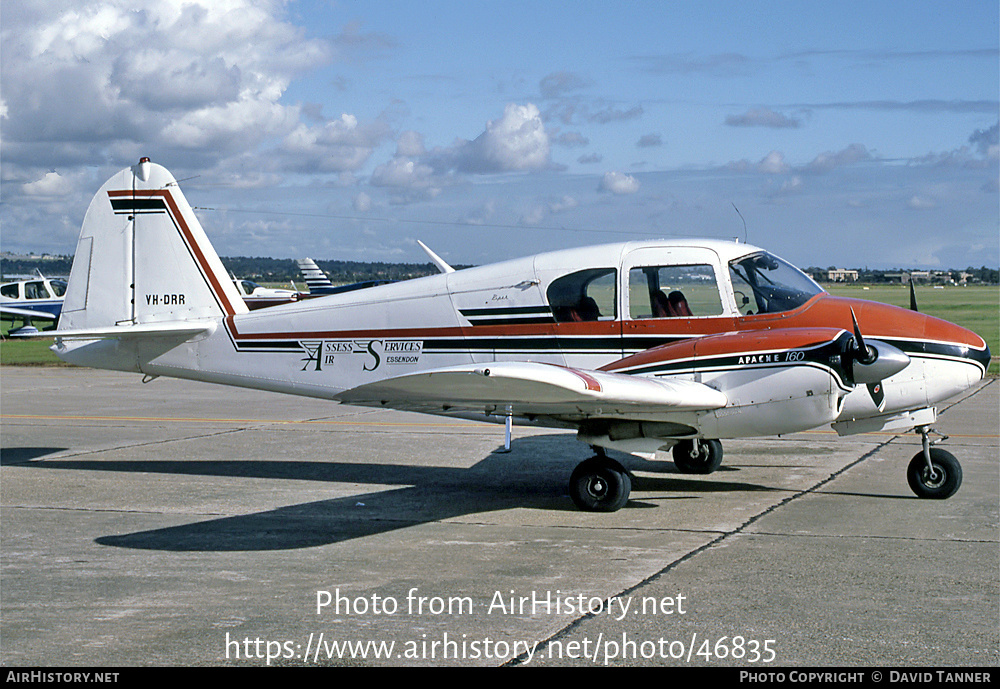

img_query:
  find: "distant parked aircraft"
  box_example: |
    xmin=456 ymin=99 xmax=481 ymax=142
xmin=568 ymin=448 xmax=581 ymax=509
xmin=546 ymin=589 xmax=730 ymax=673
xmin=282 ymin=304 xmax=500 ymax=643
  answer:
xmin=1 ymin=274 xmax=66 ymax=335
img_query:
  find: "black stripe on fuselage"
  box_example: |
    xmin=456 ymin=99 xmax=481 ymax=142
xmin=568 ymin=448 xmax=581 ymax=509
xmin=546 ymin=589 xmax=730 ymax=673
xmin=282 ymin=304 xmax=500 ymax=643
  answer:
xmin=232 ymin=333 xmax=686 ymax=354
xmin=459 ymin=306 xmax=552 ymax=317
xmin=882 ymin=338 xmax=991 ymax=374
xmin=615 ymin=338 xmax=848 ymax=377
xmin=460 ymin=306 xmax=556 ymax=326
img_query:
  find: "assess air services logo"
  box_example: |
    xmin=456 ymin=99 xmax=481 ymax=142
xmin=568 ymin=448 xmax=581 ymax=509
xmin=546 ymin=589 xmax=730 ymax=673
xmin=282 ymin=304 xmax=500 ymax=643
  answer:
xmin=298 ymin=340 xmax=423 ymax=372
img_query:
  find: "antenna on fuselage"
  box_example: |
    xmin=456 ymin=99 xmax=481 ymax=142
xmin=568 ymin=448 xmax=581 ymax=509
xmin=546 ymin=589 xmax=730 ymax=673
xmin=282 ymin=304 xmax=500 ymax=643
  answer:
xmin=731 ymin=203 xmax=748 ymax=244
xmin=417 ymin=240 xmax=455 ymax=274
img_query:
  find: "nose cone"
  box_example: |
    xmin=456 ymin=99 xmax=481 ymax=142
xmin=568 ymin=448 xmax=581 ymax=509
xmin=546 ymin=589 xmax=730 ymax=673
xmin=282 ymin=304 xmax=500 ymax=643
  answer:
xmin=960 ymin=339 xmax=991 ymax=379
xmin=833 ymin=296 xmax=991 ymax=384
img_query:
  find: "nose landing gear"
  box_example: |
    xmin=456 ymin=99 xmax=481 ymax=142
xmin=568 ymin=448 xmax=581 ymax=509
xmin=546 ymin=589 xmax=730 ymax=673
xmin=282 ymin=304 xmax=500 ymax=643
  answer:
xmin=907 ymin=426 xmax=962 ymax=499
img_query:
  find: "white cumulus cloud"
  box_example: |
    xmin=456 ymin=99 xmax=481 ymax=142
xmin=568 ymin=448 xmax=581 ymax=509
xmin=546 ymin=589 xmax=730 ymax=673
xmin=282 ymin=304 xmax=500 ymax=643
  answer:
xmin=599 ymin=171 xmax=640 ymax=194
xmin=757 ymin=151 xmax=790 ymax=174
xmin=279 ymin=113 xmax=390 ymax=173
xmin=806 ymin=144 xmax=872 ymax=173
xmin=1 ymin=0 xmax=333 ymax=170
xmin=459 ymin=103 xmax=551 ymax=173
xmin=22 ymin=171 xmax=74 ymax=196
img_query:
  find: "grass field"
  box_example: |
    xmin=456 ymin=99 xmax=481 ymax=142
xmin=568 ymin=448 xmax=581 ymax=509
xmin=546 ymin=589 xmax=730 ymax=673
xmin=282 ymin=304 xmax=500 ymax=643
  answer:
xmin=3 ymin=284 xmax=997 ymax=373
xmin=0 ymin=322 xmax=71 ymax=366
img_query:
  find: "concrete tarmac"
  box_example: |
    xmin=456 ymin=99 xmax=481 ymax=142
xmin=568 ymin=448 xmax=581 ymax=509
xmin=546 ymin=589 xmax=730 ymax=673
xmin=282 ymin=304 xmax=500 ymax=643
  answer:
xmin=1 ymin=367 xmax=997 ymax=667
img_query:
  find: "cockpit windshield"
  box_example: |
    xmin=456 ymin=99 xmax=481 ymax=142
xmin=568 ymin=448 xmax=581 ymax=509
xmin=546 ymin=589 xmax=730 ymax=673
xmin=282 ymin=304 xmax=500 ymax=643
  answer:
xmin=729 ymin=252 xmax=823 ymax=315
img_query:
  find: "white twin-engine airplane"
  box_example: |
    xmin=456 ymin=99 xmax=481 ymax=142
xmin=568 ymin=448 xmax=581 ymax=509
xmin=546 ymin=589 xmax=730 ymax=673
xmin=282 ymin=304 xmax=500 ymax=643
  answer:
xmin=43 ymin=159 xmax=990 ymax=511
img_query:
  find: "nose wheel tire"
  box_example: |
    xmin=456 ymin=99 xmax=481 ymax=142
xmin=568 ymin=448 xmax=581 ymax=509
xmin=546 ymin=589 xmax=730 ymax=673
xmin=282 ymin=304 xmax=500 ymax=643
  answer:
xmin=907 ymin=448 xmax=962 ymax=499
xmin=569 ymin=457 xmax=631 ymax=512
xmin=672 ymin=439 xmax=724 ymax=474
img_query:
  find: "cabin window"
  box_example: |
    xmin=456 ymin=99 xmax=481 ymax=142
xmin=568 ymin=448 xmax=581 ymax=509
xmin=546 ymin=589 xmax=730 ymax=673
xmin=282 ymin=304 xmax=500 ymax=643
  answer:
xmin=728 ymin=252 xmax=823 ymax=315
xmin=49 ymin=280 xmax=67 ymax=297
xmin=0 ymin=283 xmax=18 ymax=298
xmin=628 ymin=264 xmax=723 ymax=319
xmin=547 ymin=268 xmax=617 ymax=322
xmin=24 ymin=281 xmax=47 ymax=300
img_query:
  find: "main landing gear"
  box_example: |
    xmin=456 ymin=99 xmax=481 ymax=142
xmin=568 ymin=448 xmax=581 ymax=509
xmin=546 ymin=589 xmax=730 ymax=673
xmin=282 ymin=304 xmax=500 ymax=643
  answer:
xmin=671 ymin=439 xmax=724 ymax=474
xmin=568 ymin=438 xmax=726 ymax=512
xmin=906 ymin=426 xmax=962 ymax=499
xmin=569 ymin=452 xmax=631 ymax=512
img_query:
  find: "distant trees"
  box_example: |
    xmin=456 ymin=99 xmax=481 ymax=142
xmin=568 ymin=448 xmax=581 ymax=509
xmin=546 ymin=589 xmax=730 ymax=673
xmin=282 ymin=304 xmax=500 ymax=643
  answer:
xmin=964 ymin=266 xmax=1000 ymax=284
xmin=0 ymin=254 xmax=463 ymax=285
xmin=2 ymin=255 xmax=995 ymax=286
xmin=0 ymin=255 xmax=73 ymax=278
xmin=219 ymin=256 xmax=466 ymax=285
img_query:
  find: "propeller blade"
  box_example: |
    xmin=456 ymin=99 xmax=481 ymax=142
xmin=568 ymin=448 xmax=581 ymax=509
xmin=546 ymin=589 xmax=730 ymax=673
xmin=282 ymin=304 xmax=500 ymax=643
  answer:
xmin=848 ymin=307 xmax=906 ymax=411
xmin=909 ymin=278 xmax=919 ymax=312
xmin=850 ymin=308 xmax=876 ymax=365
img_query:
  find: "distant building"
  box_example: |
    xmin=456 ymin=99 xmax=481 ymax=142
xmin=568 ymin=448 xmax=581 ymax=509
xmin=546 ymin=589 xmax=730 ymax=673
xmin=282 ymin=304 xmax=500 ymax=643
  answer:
xmin=884 ymin=270 xmax=953 ymax=285
xmin=827 ymin=269 xmax=859 ymax=282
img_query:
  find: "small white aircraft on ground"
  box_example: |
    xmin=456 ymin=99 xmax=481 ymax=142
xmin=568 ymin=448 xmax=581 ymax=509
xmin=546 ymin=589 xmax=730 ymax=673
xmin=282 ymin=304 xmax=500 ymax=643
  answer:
xmin=1 ymin=274 xmax=67 ymax=335
xmin=38 ymin=159 xmax=991 ymax=511
xmin=231 ymin=277 xmax=298 ymax=310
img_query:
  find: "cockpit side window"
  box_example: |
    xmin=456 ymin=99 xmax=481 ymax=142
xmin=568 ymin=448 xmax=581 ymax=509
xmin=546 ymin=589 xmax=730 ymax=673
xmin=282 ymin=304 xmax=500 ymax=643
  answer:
xmin=628 ymin=264 xmax=723 ymax=319
xmin=547 ymin=268 xmax=617 ymax=322
xmin=24 ymin=281 xmax=46 ymax=299
xmin=728 ymin=252 xmax=823 ymax=315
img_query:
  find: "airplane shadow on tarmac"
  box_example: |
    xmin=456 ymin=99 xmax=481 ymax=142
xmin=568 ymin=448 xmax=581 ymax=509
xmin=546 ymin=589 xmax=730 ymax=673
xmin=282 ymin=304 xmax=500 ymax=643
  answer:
xmin=3 ymin=435 xmax=776 ymax=552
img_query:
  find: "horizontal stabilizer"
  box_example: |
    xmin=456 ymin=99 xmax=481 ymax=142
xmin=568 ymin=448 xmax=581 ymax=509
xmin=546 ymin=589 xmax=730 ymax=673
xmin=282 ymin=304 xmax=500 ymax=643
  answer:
xmin=336 ymin=361 xmax=727 ymax=418
xmin=20 ymin=321 xmax=213 ymax=341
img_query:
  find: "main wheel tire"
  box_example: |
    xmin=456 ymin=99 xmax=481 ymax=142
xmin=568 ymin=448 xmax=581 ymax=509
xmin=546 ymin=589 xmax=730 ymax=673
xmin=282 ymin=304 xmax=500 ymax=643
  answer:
xmin=569 ymin=457 xmax=631 ymax=512
xmin=672 ymin=439 xmax=724 ymax=474
xmin=907 ymin=448 xmax=962 ymax=499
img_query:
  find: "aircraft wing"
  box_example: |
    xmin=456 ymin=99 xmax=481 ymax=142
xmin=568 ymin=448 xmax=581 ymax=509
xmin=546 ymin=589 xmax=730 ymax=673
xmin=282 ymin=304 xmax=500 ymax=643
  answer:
xmin=1 ymin=305 xmax=59 ymax=321
xmin=336 ymin=361 xmax=727 ymax=419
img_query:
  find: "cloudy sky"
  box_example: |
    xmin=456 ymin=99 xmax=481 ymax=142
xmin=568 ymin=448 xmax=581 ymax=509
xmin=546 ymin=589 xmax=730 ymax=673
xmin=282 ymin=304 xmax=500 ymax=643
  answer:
xmin=2 ymin=0 xmax=997 ymax=270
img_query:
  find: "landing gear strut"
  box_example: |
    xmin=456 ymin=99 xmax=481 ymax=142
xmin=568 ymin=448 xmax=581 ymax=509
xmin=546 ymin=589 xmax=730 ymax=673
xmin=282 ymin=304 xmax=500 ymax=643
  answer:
xmin=906 ymin=426 xmax=961 ymax=499
xmin=569 ymin=455 xmax=631 ymax=512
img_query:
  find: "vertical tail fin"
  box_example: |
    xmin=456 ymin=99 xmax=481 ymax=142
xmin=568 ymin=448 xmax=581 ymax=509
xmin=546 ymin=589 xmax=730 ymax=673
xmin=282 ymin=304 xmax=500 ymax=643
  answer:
xmin=60 ymin=158 xmax=247 ymax=331
xmin=295 ymin=258 xmax=334 ymax=292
